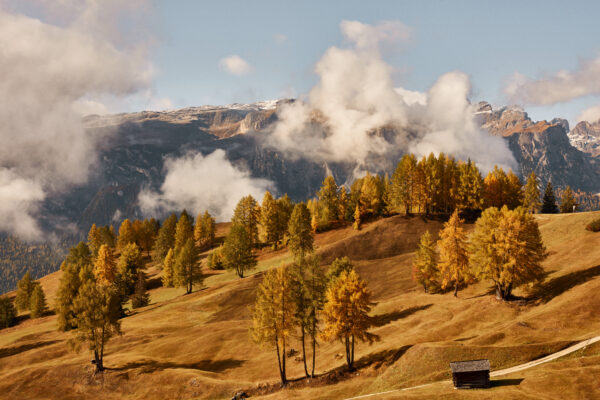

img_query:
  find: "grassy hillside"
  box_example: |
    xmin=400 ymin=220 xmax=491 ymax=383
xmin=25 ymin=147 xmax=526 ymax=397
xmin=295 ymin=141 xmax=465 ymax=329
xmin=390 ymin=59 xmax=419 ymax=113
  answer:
xmin=1 ymin=212 xmax=600 ymax=399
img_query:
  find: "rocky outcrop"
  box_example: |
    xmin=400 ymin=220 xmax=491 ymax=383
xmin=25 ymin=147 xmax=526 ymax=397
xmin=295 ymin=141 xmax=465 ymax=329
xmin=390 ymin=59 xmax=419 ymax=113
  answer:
xmin=568 ymin=120 xmax=600 ymax=156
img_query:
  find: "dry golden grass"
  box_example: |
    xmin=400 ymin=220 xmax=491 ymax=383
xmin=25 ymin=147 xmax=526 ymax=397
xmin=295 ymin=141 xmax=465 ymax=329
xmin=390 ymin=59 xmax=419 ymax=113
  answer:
xmin=1 ymin=212 xmax=600 ymax=399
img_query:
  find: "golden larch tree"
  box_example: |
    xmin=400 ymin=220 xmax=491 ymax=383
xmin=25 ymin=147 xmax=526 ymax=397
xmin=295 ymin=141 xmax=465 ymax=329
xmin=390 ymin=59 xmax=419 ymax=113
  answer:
xmin=437 ymin=210 xmax=471 ymax=296
xmin=94 ymin=245 xmax=117 ymax=286
xmin=412 ymin=231 xmax=439 ymax=293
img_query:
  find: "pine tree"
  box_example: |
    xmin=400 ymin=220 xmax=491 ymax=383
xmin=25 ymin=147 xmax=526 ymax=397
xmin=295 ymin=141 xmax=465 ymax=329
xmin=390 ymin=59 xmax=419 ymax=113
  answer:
xmin=194 ymin=210 xmax=216 ymax=249
xmin=437 ymin=210 xmax=471 ymax=296
xmin=321 ymin=270 xmax=379 ymax=370
xmin=222 ymin=224 xmax=256 ymax=278
xmin=0 ymin=296 xmax=16 ymax=329
xmin=523 ymin=172 xmax=542 ymax=213
xmin=152 ymin=213 xmax=177 ymax=263
xmin=173 ymin=238 xmax=200 ymax=294
xmin=412 ymin=231 xmax=439 ymax=293
xmin=288 ymin=203 xmax=314 ymax=260
xmin=15 ymin=271 xmax=36 ymax=312
xmin=326 ymin=256 xmax=355 ymax=284
xmin=260 ymin=191 xmax=280 ymax=248
xmin=541 ymin=182 xmax=559 ymax=214
xmin=70 ymin=281 xmax=122 ymax=373
xmin=162 ymin=248 xmax=175 ymax=287
xmin=94 ymin=245 xmax=117 ymax=286
xmin=115 ymin=243 xmax=143 ymax=296
xmin=29 ymin=284 xmax=47 ymax=318
xmin=231 ymin=195 xmax=260 ymax=246
xmin=469 ymin=206 xmax=546 ymax=300
xmin=117 ymin=219 xmax=136 ymax=252
xmin=87 ymin=224 xmax=102 ymax=257
xmin=560 ymin=186 xmax=578 ymax=213
xmin=251 ymin=265 xmax=296 ymax=385
xmin=131 ymin=270 xmax=150 ymax=309
xmin=174 ymin=210 xmax=194 ymax=252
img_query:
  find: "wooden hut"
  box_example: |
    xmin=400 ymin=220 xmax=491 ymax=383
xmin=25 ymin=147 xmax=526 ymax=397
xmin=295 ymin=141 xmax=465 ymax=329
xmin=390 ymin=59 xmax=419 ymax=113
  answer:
xmin=449 ymin=359 xmax=490 ymax=388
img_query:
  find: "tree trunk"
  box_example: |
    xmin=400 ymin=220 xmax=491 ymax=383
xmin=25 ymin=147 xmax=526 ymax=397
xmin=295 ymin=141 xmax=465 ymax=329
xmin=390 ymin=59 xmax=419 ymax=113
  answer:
xmin=274 ymin=332 xmax=285 ymax=385
xmin=345 ymin=336 xmax=351 ymax=370
xmin=93 ymin=349 xmax=103 ymax=373
xmin=300 ymin=326 xmax=309 ymax=378
xmin=454 ymin=284 xmax=458 ymax=297
xmin=281 ymin=336 xmax=287 ymax=385
xmin=351 ymin=335 xmax=355 ymax=368
xmin=311 ymin=331 xmax=316 ymax=378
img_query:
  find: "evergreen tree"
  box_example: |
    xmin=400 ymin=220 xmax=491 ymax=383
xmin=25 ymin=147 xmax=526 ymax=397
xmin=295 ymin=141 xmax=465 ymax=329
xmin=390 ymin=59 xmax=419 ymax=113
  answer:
xmin=222 ymin=224 xmax=257 ymax=278
xmin=173 ymin=238 xmax=200 ymax=294
xmin=194 ymin=210 xmax=216 ymax=249
xmin=437 ymin=210 xmax=471 ymax=296
xmin=287 ymin=203 xmax=314 ymax=260
xmin=70 ymin=281 xmax=122 ymax=373
xmin=321 ymin=270 xmax=378 ymax=370
xmin=162 ymin=248 xmax=175 ymax=288
xmin=174 ymin=210 xmax=194 ymax=252
xmin=94 ymin=245 xmax=117 ymax=286
xmin=469 ymin=206 xmax=546 ymax=300
xmin=412 ymin=231 xmax=439 ymax=293
xmin=251 ymin=265 xmax=296 ymax=385
xmin=541 ymin=182 xmax=559 ymax=214
xmin=231 ymin=195 xmax=260 ymax=246
xmin=131 ymin=270 xmax=150 ymax=309
xmin=0 ymin=296 xmax=16 ymax=329
xmin=152 ymin=213 xmax=178 ymax=263
xmin=560 ymin=186 xmax=578 ymax=213
xmin=29 ymin=284 xmax=47 ymax=318
xmin=87 ymin=224 xmax=102 ymax=257
xmin=15 ymin=271 xmax=36 ymax=312
xmin=326 ymin=256 xmax=355 ymax=284
xmin=260 ymin=191 xmax=280 ymax=248
xmin=117 ymin=219 xmax=136 ymax=252
xmin=523 ymin=172 xmax=542 ymax=213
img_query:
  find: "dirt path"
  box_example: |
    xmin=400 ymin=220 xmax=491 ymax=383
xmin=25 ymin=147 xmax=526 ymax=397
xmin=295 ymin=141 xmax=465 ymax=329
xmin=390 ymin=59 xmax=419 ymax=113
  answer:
xmin=343 ymin=335 xmax=600 ymax=400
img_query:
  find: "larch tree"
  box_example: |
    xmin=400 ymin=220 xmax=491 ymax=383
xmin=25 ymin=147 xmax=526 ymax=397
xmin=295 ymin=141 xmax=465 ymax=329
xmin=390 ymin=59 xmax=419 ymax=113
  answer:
xmin=506 ymin=170 xmax=523 ymax=209
xmin=251 ymin=266 xmax=296 ymax=385
xmin=412 ymin=231 xmax=439 ymax=293
xmin=391 ymin=154 xmax=417 ymax=214
xmin=0 ymin=296 xmax=16 ymax=329
xmin=359 ymin=172 xmax=383 ymax=217
xmin=161 ymin=248 xmax=175 ymax=287
xmin=437 ymin=210 xmax=471 ymax=296
xmin=94 ymin=245 xmax=117 ymax=286
xmin=560 ymin=186 xmax=577 ymax=213
xmin=321 ymin=270 xmax=378 ymax=371
xmin=302 ymin=254 xmax=327 ymax=377
xmin=523 ymin=172 xmax=541 ymax=213
xmin=15 ymin=271 xmax=36 ymax=312
xmin=222 ymin=224 xmax=256 ymax=278
xmin=260 ymin=191 xmax=280 ymax=248
xmin=56 ymin=243 xmax=93 ymax=331
xmin=115 ymin=243 xmax=143 ymax=296
xmin=117 ymin=219 xmax=136 ymax=252
xmin=469 ymin=206 xmax=546 ymax=300
xmin=139 ymin=219 xmax=157 ymax=256
xmin=87 ymin=224 xmax=102 ymax=257
xmin=194 ymin=210 xmax=216 ymax=249
xmin=541 ymin=182 xmax=559 ymax=214
xmin=174 ymin=210 xmax=194 ymax=252
xmin=287 ymin=203 xmax=314 ymax=260
xmin=457 ymin=160 xmax=484 ymax=212
xmin=206 ymin=246 xmax=224 ymax=270
xmin=70 ymin=281 xmax=122 ymax=373
xmin=231 ymin=195 xmax=260 ymax=247
xmin=173 ymin=238 xmax=200 ymax=294
xmin=326 ymin=256 xmax=355 ymax=284
xmin=29 ymin=284 xmax=47 ymax=318
xmin=152 ymin=213 xmax=178 ymax=263
xmin=353 ymin=205 xmax=361 ymax=230
xmin=131 ymin=270 xmax=150 ymax=309
xmin=276 ymin=194 xmax=294 ymax=245
xmin=290 ymin=259 xmax=310 ymax=378
xmin=317 ymin=176 xmax=340 ymax=226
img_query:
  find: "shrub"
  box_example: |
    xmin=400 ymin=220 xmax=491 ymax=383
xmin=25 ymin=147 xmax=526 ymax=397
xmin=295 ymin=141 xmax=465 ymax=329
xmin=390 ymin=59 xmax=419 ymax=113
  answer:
xmin=585 ymin=218 xmax=600 ymax=232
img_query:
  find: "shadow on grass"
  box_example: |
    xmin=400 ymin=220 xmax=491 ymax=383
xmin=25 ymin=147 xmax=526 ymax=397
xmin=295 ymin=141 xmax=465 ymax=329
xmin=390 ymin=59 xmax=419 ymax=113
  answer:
xmin=530 ymin=265 xmax=600 ymax=303
xmin=109 ymin=358 xmax=245 ymax=374
xmin=492 ymin=378 xmax=524 ymax=387
xmin=354 ymin=345 xmax=413 ymax=370
xmin=372 ymin=304 xmax=432 ymax=328
xmin=0 ymin=340 xmax=60 ymax=359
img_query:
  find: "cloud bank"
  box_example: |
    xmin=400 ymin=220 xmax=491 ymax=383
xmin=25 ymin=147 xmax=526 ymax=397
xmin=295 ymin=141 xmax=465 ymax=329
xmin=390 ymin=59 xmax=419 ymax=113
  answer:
xmin=220 ymin=55 xmax=253 ymax=76
xmin=267 ymin=20 xmax=516 ymax=174
xmin=138 ymin=150 xmax=273 ymax=222
xmin=0 ymin=1 xmax=152 ymax=240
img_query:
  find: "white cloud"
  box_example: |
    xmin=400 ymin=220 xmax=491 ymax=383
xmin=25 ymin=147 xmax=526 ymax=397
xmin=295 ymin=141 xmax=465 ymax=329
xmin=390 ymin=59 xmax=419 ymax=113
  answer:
xmin=0 ymin=1 xmax=152 ymax=239
xmin=148 ymin=97 xmax=174 ymax=111
xmin=138 ymin=150 xmax=274 ymax=222
xmin=505 ymin=56 xmax=600 ymax=105
xmin=274 ymin=33 xmax=287 ymax=44
xmin=219 ymin=54 xmax=253 ymax=76
xmin=577 ymin=104 xmax=600 ymax=123
xmin=267 ymin=20 xmax=516 ymax=173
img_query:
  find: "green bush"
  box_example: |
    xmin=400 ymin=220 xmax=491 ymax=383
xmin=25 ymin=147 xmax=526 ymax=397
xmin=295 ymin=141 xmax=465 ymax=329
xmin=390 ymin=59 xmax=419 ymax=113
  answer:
xmin=585 ymin=218 xmax=600 ymax=232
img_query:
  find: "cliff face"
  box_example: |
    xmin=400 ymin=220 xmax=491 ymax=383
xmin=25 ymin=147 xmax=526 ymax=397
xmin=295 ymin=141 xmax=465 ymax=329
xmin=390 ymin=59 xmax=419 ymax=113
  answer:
xmin=568 ymin=120 xmax=600 ymax=156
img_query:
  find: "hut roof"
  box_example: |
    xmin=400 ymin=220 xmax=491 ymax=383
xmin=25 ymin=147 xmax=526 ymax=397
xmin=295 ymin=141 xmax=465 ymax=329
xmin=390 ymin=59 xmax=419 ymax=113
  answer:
xmin=449 ymin=359 xmax=490 ymax=373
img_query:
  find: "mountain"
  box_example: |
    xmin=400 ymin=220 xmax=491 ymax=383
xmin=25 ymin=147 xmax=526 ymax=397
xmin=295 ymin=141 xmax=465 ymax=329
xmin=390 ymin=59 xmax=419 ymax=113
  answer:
xmin=568 ymin=120 xmax=600 ymax=157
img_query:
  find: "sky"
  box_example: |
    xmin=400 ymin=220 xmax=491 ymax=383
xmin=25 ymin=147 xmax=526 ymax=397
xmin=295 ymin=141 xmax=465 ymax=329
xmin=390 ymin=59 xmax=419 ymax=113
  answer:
xmin=145 ymin=0 xmax=600 ymax=125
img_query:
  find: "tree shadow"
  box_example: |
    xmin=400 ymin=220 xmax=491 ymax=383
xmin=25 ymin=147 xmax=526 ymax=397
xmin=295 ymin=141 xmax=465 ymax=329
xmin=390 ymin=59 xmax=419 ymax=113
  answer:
xmin=530 ymin=265 xmax=600 ymax=303
xmin=108 ymin=358 xmax=245 ymax=374
xmin=492 ymin=378 xmax=524 ymax=387
xmin=0 ymin=340 xmax=60 ymax=359
xmin=146 ymin=276 xmax=163 ymax=290
xmin=372 ymin=304 xmax=432 ymax=328
xmin=354 ymin=345 xmax=413 ymax=370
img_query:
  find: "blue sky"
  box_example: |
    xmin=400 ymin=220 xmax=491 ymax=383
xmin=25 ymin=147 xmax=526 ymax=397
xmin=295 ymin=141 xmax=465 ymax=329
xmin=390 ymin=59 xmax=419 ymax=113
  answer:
xmin=146 ymin=0 xmax=600 ymax=124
